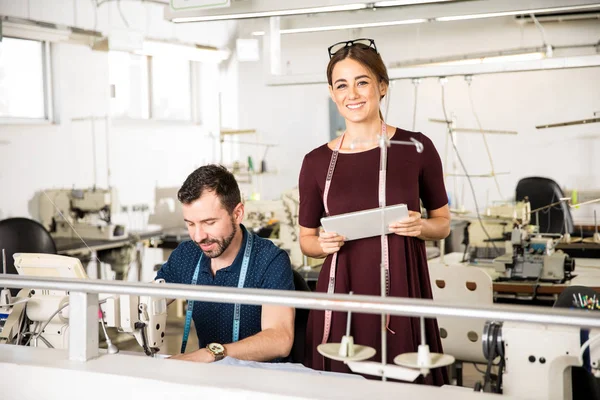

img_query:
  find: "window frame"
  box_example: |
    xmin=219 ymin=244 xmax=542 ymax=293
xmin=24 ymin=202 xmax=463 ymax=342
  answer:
xmin=111 ymin=53 xmax=200 ymax=125
xmin=0 ymin=37 xmax=54 ymax=125
xmin=147 ymin=55 xmax=195 ymax=123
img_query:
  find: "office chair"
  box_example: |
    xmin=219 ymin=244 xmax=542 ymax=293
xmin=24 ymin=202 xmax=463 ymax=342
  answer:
xmin=0 ymin=217 xmax=57 ymax=296
xmin=516 ymin=177 xmax=574 ymax=235
xmin=554 ymin=286 xmax=600 ymax=400
xmin=290 ymin=269 xmax=311 ymax=363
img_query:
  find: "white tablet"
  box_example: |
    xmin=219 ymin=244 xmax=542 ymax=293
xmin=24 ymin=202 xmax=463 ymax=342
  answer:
xmin=320 ymin=204 xmax=409 ymax=241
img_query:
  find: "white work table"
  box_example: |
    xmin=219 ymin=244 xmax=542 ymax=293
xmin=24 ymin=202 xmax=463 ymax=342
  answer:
xmin=0 ymin=345 xmax=512 ymax=400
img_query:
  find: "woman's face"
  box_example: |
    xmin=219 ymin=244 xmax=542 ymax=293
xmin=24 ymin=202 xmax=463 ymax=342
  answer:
xmin=329 ymin=57 xmax=387 ymax=124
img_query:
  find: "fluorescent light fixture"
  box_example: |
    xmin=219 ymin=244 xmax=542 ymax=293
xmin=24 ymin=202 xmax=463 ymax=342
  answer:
xmin=172 ymin=3 xmax=367 ymax=23
xmin=423 ymin=52 xmax=545 ymax=67
xmin=436 ymin=4 xmax=600 ymax=22
xmin=135 ymin=40 xmax=229 ymax=62
xmin=251 ymin=18 xmax=426 ymax=36
xmin=374 ymin=0 xmax=454 ymax=6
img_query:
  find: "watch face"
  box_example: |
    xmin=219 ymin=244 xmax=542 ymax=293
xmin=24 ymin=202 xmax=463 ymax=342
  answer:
xmin=208 ymin=343 xmax=224 ymax=354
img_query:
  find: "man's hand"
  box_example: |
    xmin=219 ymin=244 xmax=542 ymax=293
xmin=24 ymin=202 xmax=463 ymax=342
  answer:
xmin=169 ymin=348 xmax=214 ymax=363
xmin=389 ymin=211 xmax=422 ymax=237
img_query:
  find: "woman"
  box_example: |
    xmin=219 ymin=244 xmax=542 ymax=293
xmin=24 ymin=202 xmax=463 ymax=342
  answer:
xmin=299 ymin=38 xmax=451 ymax=386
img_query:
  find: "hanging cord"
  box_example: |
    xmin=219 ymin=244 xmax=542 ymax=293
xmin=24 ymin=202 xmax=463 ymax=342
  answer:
xmin=440 ymin=80 xmax=500 ymax=256
xmin=116 ymin=0 xmax=130 ymax=28
xmin=412 ymin=78 xmax=421 ymax=132
xmin=529 ymin=14 xmax=551 ymax=55
xmin=465 ymin=76 xmax=504 ymax=200
xmin=91 ymin=0 xmax=98 ymax=33
xmin=384 ymin=81 xmax=394 ymax=122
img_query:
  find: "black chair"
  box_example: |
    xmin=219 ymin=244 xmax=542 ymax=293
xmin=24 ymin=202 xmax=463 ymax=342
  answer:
xmin=290 ymin=269 xmax=311 ymax=363
xmin=516 ymin=177 xmax=574 ymax=235
xmin=0 ymin=217 xmax=57 ymax=296
xmin=554 ymin=286 xmax=600 ymax=400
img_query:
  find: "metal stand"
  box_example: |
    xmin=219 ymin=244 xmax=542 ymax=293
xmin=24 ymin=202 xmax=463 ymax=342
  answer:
xmin=393 ymin=316 xmax=455 ymax=377
xmin=317 ymin=292 xmax=377 ymax=362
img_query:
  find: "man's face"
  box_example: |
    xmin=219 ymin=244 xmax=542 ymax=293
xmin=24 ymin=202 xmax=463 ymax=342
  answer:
xmin=182 ymin=191 xmax=243 ymax=258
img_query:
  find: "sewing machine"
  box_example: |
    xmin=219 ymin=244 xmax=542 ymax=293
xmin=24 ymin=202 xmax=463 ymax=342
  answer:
xmin=243 ymin=188 xmax=303 ymax=267
xmin=39 ymin=188 xmax=127 ymax=241
xmin=481 ymin=321 xmax=600 ymax=399
xmin=468 ymin=201 xmax=531 ymax=260
xmin=491 ymin=226 xmax=575 ymax=283
xmin=0 ymin=253 xmax=166 ymax=355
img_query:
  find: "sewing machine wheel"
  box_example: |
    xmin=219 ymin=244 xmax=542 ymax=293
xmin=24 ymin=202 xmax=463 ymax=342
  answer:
xmin=482 ymin=321 xmax=503 ymax=361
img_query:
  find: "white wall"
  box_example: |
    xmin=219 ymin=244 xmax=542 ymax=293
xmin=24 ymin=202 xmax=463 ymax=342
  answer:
xmin=236 ymin=16 xmax=600 ymax=221
xmin=0 ymin=0 xmax=233 ymax=220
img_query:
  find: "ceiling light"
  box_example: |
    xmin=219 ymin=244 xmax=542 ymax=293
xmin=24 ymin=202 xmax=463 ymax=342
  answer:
xmin=172 ymin=3 xmax=367 ymax=23
xmin=251 ymin=18 xmax=427 ymax=36
xmin=426 ymin=52 xmax=546 ymax=66
xmin=435 ymin=4 xmax=600 ymax=22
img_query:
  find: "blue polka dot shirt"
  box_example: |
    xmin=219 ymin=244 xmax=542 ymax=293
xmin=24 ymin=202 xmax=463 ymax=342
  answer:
xmin=156 ymin=225 xmax=295 ymax=352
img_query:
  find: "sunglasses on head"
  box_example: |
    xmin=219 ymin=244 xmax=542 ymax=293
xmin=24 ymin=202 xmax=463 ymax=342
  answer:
xmin=327 ymin=38 xmax=378 ymax=59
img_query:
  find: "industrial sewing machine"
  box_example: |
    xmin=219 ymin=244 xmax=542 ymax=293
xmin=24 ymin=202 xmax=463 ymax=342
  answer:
xmin=39 ymin=188 xmax=127 ymax=241
xmin=491 ymin=226 xmax=575 ymax=282
xmin=243 ymin=188 xmax=303 ymax=267
xmin=0 ymin=253 xmax=166 ymax=356
xmin=481 ymin=320 xmax=600 ymax=399
xmin=468 ymin=201 xmax=531 ymax=260
xmin=465 ymin=201 xmax=575 ymax=282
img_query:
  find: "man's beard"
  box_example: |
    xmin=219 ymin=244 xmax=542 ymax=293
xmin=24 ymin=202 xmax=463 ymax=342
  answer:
xmin=196 ymin=219 xmax=237 ymax=258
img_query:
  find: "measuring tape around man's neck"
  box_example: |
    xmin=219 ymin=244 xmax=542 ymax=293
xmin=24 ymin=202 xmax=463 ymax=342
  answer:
xmin=320 ymin=121 xmax=394 ymax=348
xmin=180 ymin=227 xmax=254 ymax=354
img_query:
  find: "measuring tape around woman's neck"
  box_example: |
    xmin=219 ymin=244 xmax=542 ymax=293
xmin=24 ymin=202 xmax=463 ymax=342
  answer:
xmin=320 ymin=121 xmax=394 ymax=347
xmin=180 ymin=227 xmax=254 ymax=354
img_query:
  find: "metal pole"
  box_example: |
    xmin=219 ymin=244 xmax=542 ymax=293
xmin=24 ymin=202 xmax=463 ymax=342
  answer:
xmin=3 ymin=275 xmax=600 ymax=329
xmin=91 ymin=118 xmax=97 ymax=188
xmin=420 ymin=316 xmax=426 ymax=347
xmin=378 ymin=132 xmax=388 ymax=381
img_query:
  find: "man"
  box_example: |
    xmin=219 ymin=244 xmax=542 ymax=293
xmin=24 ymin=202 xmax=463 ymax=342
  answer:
xmin=156 ymin=165 xmax=295 ymax=363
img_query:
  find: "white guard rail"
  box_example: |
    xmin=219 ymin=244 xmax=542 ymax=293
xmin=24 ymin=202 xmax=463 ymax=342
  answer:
xmin=1 ymin=274 xmax=599 ymax=362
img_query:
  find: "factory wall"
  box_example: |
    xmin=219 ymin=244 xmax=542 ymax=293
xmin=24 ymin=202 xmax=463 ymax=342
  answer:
xmin=0 ymin=0 xmax=235 ymax=224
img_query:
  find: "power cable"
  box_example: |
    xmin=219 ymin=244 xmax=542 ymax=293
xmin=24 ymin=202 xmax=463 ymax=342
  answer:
xmin=440 ymin=80 xmax=500 ymax=256
xmin=465 ymin=76 xmax=504 ymax=200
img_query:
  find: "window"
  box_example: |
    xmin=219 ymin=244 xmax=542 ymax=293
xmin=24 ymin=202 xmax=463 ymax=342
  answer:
xmin=150 ymin=56 xmax=192 ymax=121
xmin=109 ymin=51 xmax=150 ymax=119
xmin=0 ymin=37 xmax=49 ymax=120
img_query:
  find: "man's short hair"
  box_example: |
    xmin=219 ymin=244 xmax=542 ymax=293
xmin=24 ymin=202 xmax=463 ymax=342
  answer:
xmin=177 ymin=164 xmax=241 ymax=214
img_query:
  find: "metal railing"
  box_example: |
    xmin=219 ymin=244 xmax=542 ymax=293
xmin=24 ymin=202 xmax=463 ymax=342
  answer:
xmin=2 ymin=274 xmax=600 ymax=361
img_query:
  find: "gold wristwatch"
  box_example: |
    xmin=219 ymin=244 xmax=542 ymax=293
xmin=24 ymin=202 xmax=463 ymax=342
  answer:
xmin=206 ymin=342 xmax=226 ymax=361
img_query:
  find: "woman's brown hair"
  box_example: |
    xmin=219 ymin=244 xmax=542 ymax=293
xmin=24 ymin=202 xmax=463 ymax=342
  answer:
xmin=326 ymin=43 xmax=389 ymax=120
xmin=326 ymin=43 xmax=389 ymax=101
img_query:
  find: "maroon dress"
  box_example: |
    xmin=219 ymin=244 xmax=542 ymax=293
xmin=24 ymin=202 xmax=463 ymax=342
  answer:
xmin=299 ymin=128 xmax=449 ymax=386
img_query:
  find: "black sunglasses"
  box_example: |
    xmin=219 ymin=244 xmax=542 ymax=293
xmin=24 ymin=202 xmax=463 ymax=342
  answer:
xmin=327 ymin=38 xmax=378 ymax=59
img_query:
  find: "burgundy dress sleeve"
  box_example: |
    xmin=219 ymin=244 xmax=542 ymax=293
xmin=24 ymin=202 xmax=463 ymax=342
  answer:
xmin=418 ymin=134 xmax=448 ymax=211
xmin=299 ymin=152 xmax=325 ymax=229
